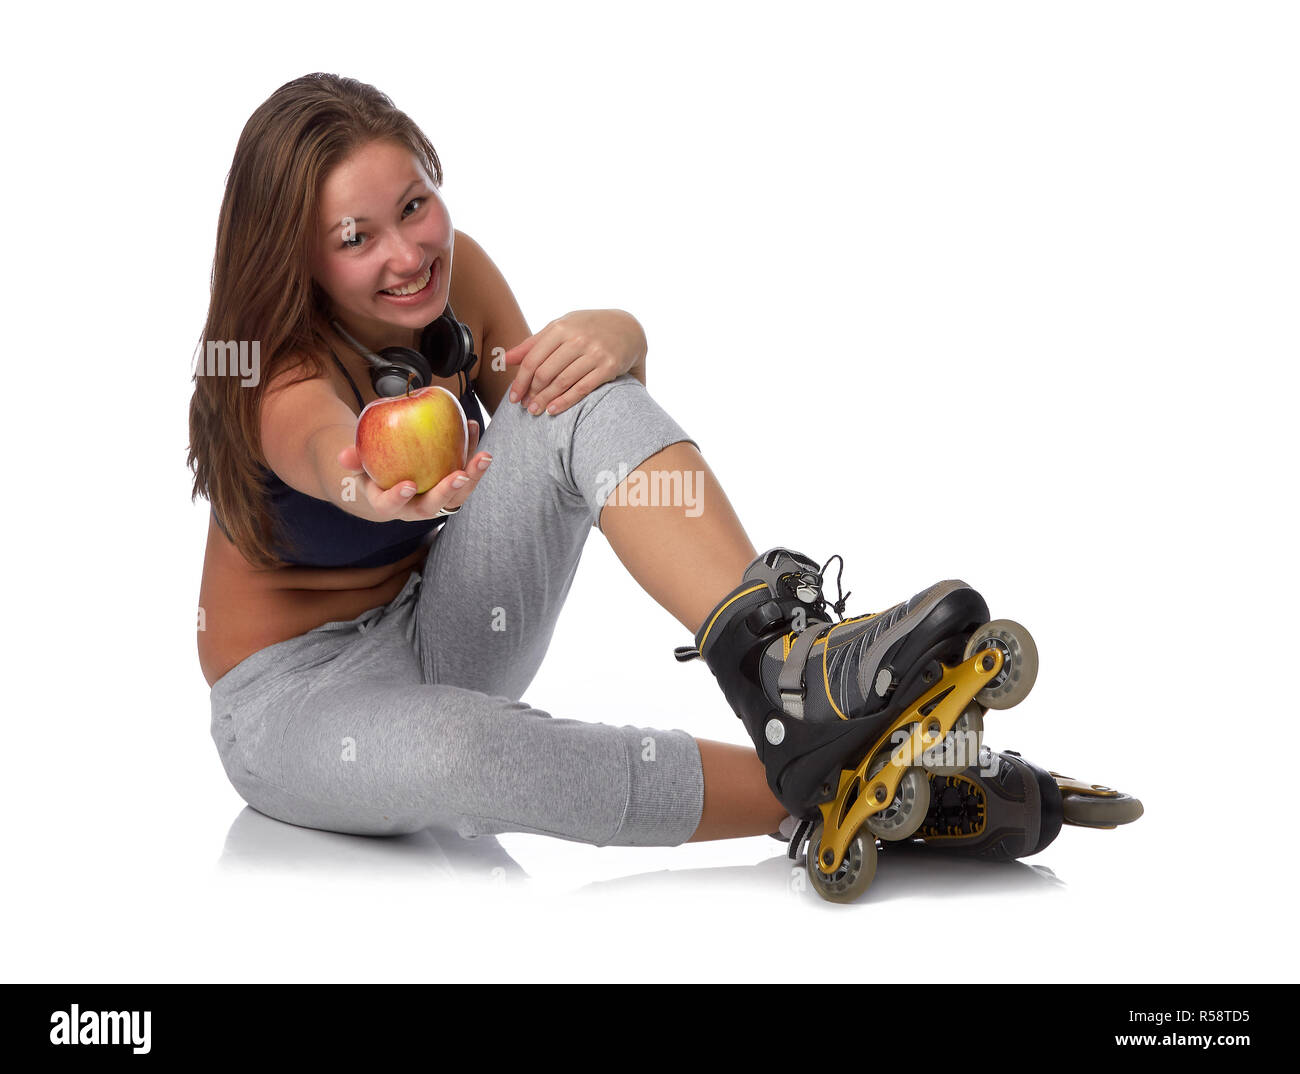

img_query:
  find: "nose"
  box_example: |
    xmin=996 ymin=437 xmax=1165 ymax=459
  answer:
xmin=386 ymin=233 xmax=425 ymax=276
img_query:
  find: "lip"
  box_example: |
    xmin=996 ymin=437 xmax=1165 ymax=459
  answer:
xmin=377 ymin=258 xmax=438 ymax=303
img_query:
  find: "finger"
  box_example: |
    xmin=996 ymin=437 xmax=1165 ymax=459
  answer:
xmin=522 ymin=339 xmax=587 ymax=412
xmin=539 ymin=366 xmax=606 ymax=416
xmin=522 ymin=353 xmax=595 ymax=416
xmin=366 ymin=473 xmax=423 ymax=515
xmin=463 ymin=420 xmax=493 ymax=476
xmin=463 ymin=419 xmax=493 ymax=476
xmin=502 ymin=333 xmax=536 ymax=367
xmin=522 ymin=337 xmax=586 ymax=408
xmin=509 ymin=324 xmax=562 ymax=403
xmin=410 ymin=461 xmax=479 ymax=515
xmin=338 ymin=443 xmax=363 ymax=471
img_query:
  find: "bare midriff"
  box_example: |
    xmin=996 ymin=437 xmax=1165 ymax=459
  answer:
xmin=197 ymin=517 xmax=435 ymax=688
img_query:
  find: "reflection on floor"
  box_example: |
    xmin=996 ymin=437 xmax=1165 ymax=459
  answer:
xmin=217 ymin=807 xmax=1067 ymax=902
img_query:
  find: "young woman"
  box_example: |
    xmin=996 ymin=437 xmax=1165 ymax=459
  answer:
xmin=190 ymin=74 xmax=1136 ymax=899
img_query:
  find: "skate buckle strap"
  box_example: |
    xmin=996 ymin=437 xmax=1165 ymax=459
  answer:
xmin=777 ymin=622 xmax=836 ymax=719
xmin=745 ymin=599 xmax=787 ymax=636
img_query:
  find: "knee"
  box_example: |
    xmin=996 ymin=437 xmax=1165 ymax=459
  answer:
xmin=411 ymin=690 xmax=546 ymax=783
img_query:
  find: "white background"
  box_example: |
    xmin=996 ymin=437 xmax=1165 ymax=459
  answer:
xmin=2 ymin=0 xmax=1295 ymax=983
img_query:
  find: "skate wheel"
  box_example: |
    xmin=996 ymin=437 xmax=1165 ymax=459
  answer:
xmin=806 ymin=821 xmax=877 ymax=903
xmin=1061 ymin=789 xmax=1144 ymax=829
xmin=864 ymin=756 xmax=930 ymax=840
xmin=923 ymin=703 xmax=985 ymax=776
xmin=964 ymin=619 xmax=1038 ymax=709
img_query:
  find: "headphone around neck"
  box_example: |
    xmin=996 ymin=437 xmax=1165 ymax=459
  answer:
xmin=330 ymin=303 xmax=478 ymax=397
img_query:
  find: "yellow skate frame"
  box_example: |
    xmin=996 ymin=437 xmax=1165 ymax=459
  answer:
xmin=1050 ymin=773 xmax=1121 ymax=798
xmin=812 ymin=647 xmax=1005 ymax=876
xmin=1049 ymin=772 xmax=1125 ymax=830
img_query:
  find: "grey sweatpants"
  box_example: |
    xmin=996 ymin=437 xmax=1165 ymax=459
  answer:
xmin=209 ymin=374 xmax=706 ymax=846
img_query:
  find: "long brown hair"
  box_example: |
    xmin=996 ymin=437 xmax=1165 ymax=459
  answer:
xmin=186 ymin=73 xmax=444 ymax=568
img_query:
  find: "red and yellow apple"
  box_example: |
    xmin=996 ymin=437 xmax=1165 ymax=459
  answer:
xmin=355 ymin=386 xmax=468 ymax=494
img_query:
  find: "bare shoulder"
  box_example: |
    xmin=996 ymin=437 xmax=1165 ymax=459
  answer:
xmin=447 ymin=228 xmax=531 ymax=415
xmin=448 ymin=229 xmax=490 ymax=379
xmin=257 ymin=349 xmax=356 ymax=483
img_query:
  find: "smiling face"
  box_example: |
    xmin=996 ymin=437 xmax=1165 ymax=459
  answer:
xmin=310 ymin=138 xmax=454 ymax=353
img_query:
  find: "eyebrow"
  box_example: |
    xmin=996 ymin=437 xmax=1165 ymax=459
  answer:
xmin=324 ymin=179 xmax=425 ymax=237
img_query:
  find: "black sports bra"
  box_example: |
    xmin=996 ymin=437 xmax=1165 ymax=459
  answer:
xmin=211 ymin=349 xmax=485 ymax=568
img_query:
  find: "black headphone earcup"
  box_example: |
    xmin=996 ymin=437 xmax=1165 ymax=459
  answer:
xmin=420 ymin=310 xmax=477 ymax=380
xmin=371 ymin=347 xmax=434 ymax=396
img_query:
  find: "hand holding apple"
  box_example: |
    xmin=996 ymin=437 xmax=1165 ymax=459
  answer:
xmin=337 ymin=385 xmax=493 ymax=522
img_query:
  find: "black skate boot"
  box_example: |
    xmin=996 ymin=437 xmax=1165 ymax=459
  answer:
xmin=675 ymin=547 xmax=1039 ymax=903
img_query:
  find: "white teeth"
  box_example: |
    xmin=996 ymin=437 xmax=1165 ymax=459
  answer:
xmin=381 ymin=264 xmax=432 ymax=296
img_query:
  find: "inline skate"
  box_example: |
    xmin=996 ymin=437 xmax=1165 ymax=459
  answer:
xmin=892 ymin=748 xmax=1143 ymax=858
xmin=674 ymin=547 xmax=1039 ymax=903
xmin=772 ymin=747 xmax=1144 ymax=862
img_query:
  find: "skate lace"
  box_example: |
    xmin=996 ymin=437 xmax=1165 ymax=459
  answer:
xmin=671 ymin=552 xmax=853 ymax=663
xmin=817 ymin=553 xmax=852 ymax=622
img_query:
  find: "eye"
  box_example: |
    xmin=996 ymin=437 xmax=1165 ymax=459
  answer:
xmin=340 ymin=199 xmax=426 ymax=250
